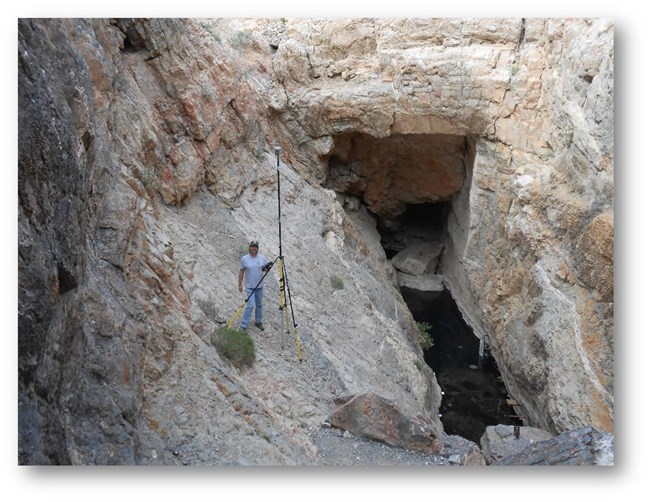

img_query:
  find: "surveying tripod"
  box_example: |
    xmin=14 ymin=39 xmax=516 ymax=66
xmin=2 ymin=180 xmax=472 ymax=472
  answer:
xmin=274 ymin=146 xmax=302 ymax=363
xmin=226 ymin=147 xmax=302 ymax=363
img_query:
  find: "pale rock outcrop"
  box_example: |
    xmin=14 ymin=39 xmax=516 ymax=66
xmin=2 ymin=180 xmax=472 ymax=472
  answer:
xmin=392 ymin=242 xmax=444 ymax=277
xmin=392 ymin=241 xmax=445 ymax=291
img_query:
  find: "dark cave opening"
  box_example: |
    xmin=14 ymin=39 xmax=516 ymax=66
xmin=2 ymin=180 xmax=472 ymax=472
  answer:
xmin=371 ymin=197 xmax=522 ymax=444
xmin=57 ymin=263 xmax=78 ymax=295
xmin=372 ymin=202 xmax=451 ymax=260
xmin=400 ymin=286 xmax=522 ymax=444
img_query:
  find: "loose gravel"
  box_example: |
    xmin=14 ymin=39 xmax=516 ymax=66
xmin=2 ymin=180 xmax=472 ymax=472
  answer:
xmin=310 ymin=425 xmax=472 ymax=466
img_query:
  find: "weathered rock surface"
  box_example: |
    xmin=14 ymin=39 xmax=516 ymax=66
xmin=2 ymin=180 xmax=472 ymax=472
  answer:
xmin=443 ymin=434 xmax=486 ymax=466
xmin=397 ymin=272 xmax=445 ymax=292
xmin=328 ymin=392 xmax=444 ymax=454
xmin=494 ymin=426 xmax=614 ymax=466
xmin=18 ymin=18 xmax=442 ymax=465
xmin=18 ymin=17 xmax=613 ymax=465
xmin=480 ymin=424 xmax=556 ymax=465
xmin=326 ymin=133 xmax=468 ymax=217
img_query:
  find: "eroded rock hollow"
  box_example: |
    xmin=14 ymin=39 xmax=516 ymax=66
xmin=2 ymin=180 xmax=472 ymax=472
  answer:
xmin=325 ymin=133 xmax=469 ymax=217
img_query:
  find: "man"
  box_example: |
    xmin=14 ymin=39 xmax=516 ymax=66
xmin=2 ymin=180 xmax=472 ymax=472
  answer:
xmin=238 ymin=240 xmax=272 ymax=331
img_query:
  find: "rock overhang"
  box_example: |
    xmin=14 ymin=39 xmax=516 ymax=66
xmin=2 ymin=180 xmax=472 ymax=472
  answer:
xmin=322 ymin=132 xmax=473 ymax=218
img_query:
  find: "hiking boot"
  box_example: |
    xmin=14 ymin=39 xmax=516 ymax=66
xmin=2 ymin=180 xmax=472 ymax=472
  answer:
xmin=239 ymin=326 xmax=248 ymax=332
xmin=255 ymin=322 xmax=265 ymax=331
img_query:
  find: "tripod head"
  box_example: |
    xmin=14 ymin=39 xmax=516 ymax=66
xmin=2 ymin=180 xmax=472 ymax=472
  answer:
xmin=274 ymin=146 xmax=282 ymax=167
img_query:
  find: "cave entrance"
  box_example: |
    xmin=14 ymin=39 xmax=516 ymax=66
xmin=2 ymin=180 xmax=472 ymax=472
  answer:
xmin=323 ymin=131 xmax=521 ymax=443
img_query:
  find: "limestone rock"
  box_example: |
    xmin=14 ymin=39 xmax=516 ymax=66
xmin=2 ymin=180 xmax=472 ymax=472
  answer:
xmin=391 ymin=241 xmax=444 ymax=276
xmin=329 ymin=393 xmax=444 ymax=454
xmin=444 ymin=434 xmax=486 ymax=466
xmin=397 ymin=272 xmax=445 ymax=292
xmin=480 ymin=424 xmax=556 ymax=465
xmin=574 ymin=210 xmax=614 ymax=302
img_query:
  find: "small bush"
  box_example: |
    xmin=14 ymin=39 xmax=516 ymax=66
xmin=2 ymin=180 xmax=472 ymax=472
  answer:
xmin=416 ymin=321 xmax=434 ymax=351
xmin=229 ymin=30 xmax=254 ymax=50
xmin=212 ymin=326 xmax=256 ymax=368
xmin=330 ymin=275 xmax=344 ymax=290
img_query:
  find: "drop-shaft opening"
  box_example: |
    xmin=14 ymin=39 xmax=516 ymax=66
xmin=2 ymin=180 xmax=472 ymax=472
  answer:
xmin=401 ymin=287 xmax=522 ymax=443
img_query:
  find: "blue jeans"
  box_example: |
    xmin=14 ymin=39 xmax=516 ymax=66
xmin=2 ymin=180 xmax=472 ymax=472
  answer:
xmin=241 ymin=287 xmax=264 ymax=328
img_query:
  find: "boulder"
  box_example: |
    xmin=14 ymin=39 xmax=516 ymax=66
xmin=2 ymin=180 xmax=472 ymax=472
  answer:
xmin=396 ymin=272 xmax=445 ymax=292
xmin=329 ymin=393 xmax=444 ymax=454
xmin=391 ymin=241 xmax=444 ymax=276
xmin=444 ymin=434 xmax=486 ymax=466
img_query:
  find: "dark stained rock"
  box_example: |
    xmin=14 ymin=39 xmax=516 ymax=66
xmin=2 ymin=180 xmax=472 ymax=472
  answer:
xmin=494 ymin=426 xmax=614 ymax=466
xmin=325 ymin=133 xmax=467 ymax=218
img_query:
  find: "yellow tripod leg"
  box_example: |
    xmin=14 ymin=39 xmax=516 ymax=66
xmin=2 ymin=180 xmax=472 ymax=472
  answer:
xmin=279 ymin=257 xmax=302 ymax=362
xmin=278 ymin=258 xmax=290 ymax=337
xmin=227 ymin=299 xmax=247 ymax=329
xmin=293 ymin=325 xmax=303 ymax=363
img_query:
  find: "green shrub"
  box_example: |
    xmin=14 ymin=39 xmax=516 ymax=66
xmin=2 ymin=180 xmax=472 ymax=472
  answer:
xmin=211 ymin=326 xmax=256 ymax=368
xmin=330 ymin=275 xmax=344 ymax=290
xmin=416 ymin=321 xmax=434 ymax=351
xmin=229 ymin=30 xmax=254 ymax=49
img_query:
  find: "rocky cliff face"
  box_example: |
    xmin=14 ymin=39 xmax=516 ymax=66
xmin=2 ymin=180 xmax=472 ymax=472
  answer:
xmin=18 ymin=17 xmax=613 ymax=465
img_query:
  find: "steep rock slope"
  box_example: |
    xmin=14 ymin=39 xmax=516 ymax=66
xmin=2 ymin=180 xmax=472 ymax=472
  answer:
xmin=18 ymin=18 xmax=442 ymax=465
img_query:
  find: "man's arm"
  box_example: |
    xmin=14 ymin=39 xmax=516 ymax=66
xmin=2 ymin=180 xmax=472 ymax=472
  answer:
xmin=238 ymin=269 xmax=244 ymax=293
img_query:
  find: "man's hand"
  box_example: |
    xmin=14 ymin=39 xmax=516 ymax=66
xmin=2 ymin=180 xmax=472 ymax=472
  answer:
xmin=239 ymin=284 xmax=243 ymax=293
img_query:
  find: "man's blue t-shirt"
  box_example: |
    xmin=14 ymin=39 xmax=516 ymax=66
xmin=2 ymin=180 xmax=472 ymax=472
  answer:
xmin=240 ymin=253 xmax=269 ymax=289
